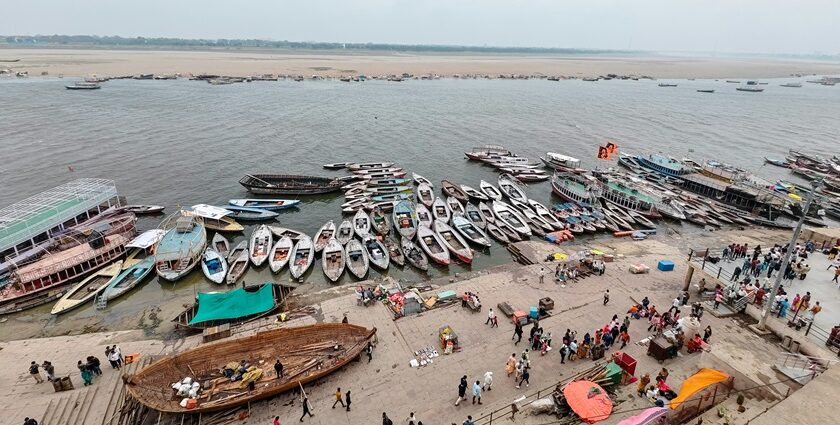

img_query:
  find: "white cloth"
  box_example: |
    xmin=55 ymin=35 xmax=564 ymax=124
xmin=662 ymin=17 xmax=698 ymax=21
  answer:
xmin=487 ymin=310 xmax=496 ymax=320
xmin=484 ymin=371 xmax=493 ymax=386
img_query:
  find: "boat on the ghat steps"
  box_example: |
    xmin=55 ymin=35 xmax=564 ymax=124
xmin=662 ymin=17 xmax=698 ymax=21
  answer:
xmin=239 ymin=174 xmax=343 ymax=195
xmin=485 ymin=222 xmax=510 ymax=244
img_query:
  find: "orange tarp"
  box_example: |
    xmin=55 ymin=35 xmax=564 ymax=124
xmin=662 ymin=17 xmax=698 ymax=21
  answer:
xmin=669 ymin=368 xmax=730 ymax=409
xmin=563 ymin=380 xmax=613 ymax=423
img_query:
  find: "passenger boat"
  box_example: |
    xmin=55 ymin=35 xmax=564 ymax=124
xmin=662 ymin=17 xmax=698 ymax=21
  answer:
xmin=211 ymin=233 xmax=230 ymax=259
xmin=228 ymin=199 xmax=300 ymax=211
xmin=434 ymin=220 xmax=474 ymax=263
xmin=598 ymin=177 xmax=679 ymax=219
xmin=51 ymin=261 xmax=124 ymax=315
xmin=126 ymin=323 xmax=375 ymax=413
xmin=412 ymin=173 xmax=433 ymax=187
xmin=345 ymin=239 xmax=369 ymax=279
xmin=268 ymin=226 xmax=306 ymax=241
xmin=492 ymin=201 xmax=532 ymax=236
xmin=479 ymin=180 xmax=503 ymax=201
xmin=365 ymin=185 xmax=411 ymax=195
xmin=322 ymin=238 xmax=346 ymax=282
xmin=99 ymin=229 xmax=166 ymax=305
xmin=185 ymin=205 xmax=244 ymax=233
xmin=464 ymin=203 xmax=487 ymax=229
xmin=336 ymin=220 xmax=354 ymax=245
xmin=120 ymin=205 xmax=165 ymax=215
xmin=446 ymin=196 xmax=465 ymax=216
xmin=498 ymin=174 xmax=528 ymax=202
xmin=225 ymin=242 xmax=249 ymax=285
xmin=464 ymin=145 xmax=513 ymax=161
xmin=370 ymin=207 xmax=390 ymax=235
xmin=323 ymin=162 xmax=354 ymax=169
xmin=400 ymin=237 xmax=429 ymax=271
xmin=635 ymin=154 xmax=693 ymax=177
xmin=224 ymin=206 xmax=279 ymax=222
xmin=452 ymin=216 xmax=491 ymax=248
xmin=171 ymin=282 xmax=297 ymax=332
xmin=440 ymin=180 xmax=470 ymax=202
xmin=461 ymin=184 xmax=489 ymax=201
xmin=239 ymin=174 xmax=343 ymax=195
xmin=478 ymin=202 xmax=495 ymax=224
xmin=268 ymin=237 xmax=294 ymax=273
xmin=415 ymin=203 xmax=434 ymax=228
xmin=313 ymin=221 xmax=336 ymax=252
xmin=155 ymin=213 xmax=207 ymax=282
xmin=392 ymin=200 xmax=418 ymax=239
xmin=362 ymin=236 xmax=389 ymax=270
xmin=495 ymin=220 xmax=522 ymax=242
xmin=201 ymin=248 xmax=228 ymax=284
xmin=416 ymin=183 xmax=434 ymax=207
xmin=383 ymin=237 xmax=405 ymax=267
xmin=66 ymin=82 xmax=101 ymax=90
xmin=249 ymin=225 xmax=273 ymax=266
xmin=416 ymin=225 xmax=450 ymax=265
xmin=432 ymin=197 xmax=451 ymax=222
xmin=289 ymin=236 xmax=315 ymax=279
xmin=348 ymin=162 xmax=395 ymax=171
xmin=485 ymin=223 xmax=510 ymax=244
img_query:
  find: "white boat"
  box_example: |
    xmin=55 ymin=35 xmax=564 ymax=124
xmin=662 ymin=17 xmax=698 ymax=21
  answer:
xmin=345 ymin=239 xmax=369 ymax=279
xmin=401 ymin=236 xmax=429 ymax=271
xmin=479 ymin=180 xmax=503 ymax=201
xmin=412 ymin=173 xmax=433 ymax=187
xmin=433 ymin=220 xmax=474 ymax=263
xmin=269 ymin=236 xmax=294 ymax=273
xmin=353 ymin=210 xmax=371 ymax=237
xmin=348 ymin=162 xmax=395 ymax=171
xmin=485 ymin=222 xmax=511 ymax=244
xmin=460 ymin=184 xmax=489 ymax=201
xmin=336 ymin=220 xmax=355 ymax=245
xmin=314 ymin=221 xmax=336 ymax=252
xmin=522 ymin=209 xmax=554 ymax=232
xmin=321 ymin=238 xmax=346 ymax=282
xmin=415 ymin=203 xmax=433 ymax=228
xmin=201 ymin=248 xmax=228 ymax=284
xmin=289 ymin=235 xmax=315 ymax=279
xmin=527 ymin=200 xmax=565 ymax=230
xmin=226 ymin=242 xmax=249 ymax=284
xmin=211 ymin=233 xmax=230 ymax=259
xmin=185 ymin=204 xmax=244 ymax=232
xmin=249 ymin=225 xmax=273 ymax=266
xmin=416 ymin=225 xmax=450 ymax=265
xmin=362 ymin=235 xmax=390 ymax=270
xmin=416 ymin=183 xmax=435 ymax=207
xmin=228 ymin=199 xmax=300 ymax=211
xmin=452 ymin=216 xmax=491 ymax=248
xmin=464 ymin=203 xmax=487 ymax=229
xmin=52 ymin=261 xmax=124 ymax=315
xmin=99 ymin=230 xmax=165 ymax=304
xmin=541 ymin=152 xmax=583 ymax=172
xmin=432 ymin=197 xmax=451 ymax=222
xmin=268 ymin=226 xmax=306 ymax=241
xmin=446 ymin=196 xmax=465 ymax=217
xmin=478 ymin=202 xmax=495 ymax=224
xmin=508 ymin=198 xmax=532 ymax=213
xmin=495 ymin=220 xmax=522 ymax=242
xmin=492 ymin=201 xmax=532 ymax=236
xmin=498 ymin=174 xmax=528 ymax=203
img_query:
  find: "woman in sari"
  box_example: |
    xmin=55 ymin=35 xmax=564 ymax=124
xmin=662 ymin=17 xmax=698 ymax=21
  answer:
xmin=505 ymin=354 xmax=517 ymax=377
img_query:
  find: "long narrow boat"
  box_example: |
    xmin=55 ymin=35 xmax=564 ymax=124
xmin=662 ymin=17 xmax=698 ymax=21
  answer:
xmin=119 ymin=205 xmax=165 ymax=215
xmin=268 ymin=226 xmax=306 ymax=241
xmin=289 ymin=236 xmax=315 ymax=279
xmin=313 ymin=221 xmax=336 ymax=253
xmin=522 ymin=209 xmax=555 ymax=232
xmin=495 ymin=220 xmax=522 ymax=242
xmin=352 ymin=166 xmax=403 ymax=176
xmin=461 ymin=184 xmax=489 ymax=202
xmin=186 ymin=205 xmax=244 ymax=233
xmin=440 ymin=180 xmax=469 ymax=203
xmin=353 ymin=210 xmax=371 ymax=237
xmin=412 ymin=173 xmax=433 ymax=187
xmin=392 ymin=200 xmax=418 ymax=239
xmin=171 ymin=282 xmax=297 ymax=332
xmin=345 ymin=239 xmax=369 ymax=279
xmin=384 ymin=237 xmax=405 ymax=267
xmin=51 ymin=261 xmax=124 ymax=315
xmin=492 ymin=201 xmax=532 ymax=236
xmin=400 ymin=237 xmax=429 ymax=271
xmin=446 ymin=196 xmax=465 ymax=217
xmin=365 ymin=185 xmax=412 ymax=195
xmin=155 ymin=213 xmax=207 ymax=282
xmin=479 ymin=180 xmax=503 ymax=201
xmin=416 ymin=225 xmax=450 ymax=265
xmin=268 ymin=237 xmax=293 ymax=273
xmin=322 ymin=238 xmax=346 ymax=282
xmin=225 ymin=206 xmax=279 ymax=222
xmin=359 ymin=170 xmax=408 ymax=180
xmin=485 ymin=222 xmax=510 ymax=244
xmin=239 ymin=174 xmax=343 ymax=195
xmin=228 ymin=199 xmax=300 ymax=211
xmin=528 ymin=200 xmax=565 ymax=230
xmin=249 ymin=225 xmax=273 ymax=266
xmin=434 ymin=220 xmax=474 ymax=263
xmin=432 ymin=197 xmax=451 ymax=222
xmin=201 ymin=248 xmax=228 ymax=284
xmin=226 ymin=242 xmax=249 ymax=285
xmin=99 ymin=229 xmax=166 ymax=304
xmin=498 ymin=174 xmax=528 ymax=203
xmin=464 ymin=203 xmax=487 ymax=229
xmin=370 ymin=207 xmax=390 ymax=235
xmin=478 ymin=202 xmax=495 ymax=224
xmin=336 ymin=220 xmax=354 ymax=245
xmin=416 ymin=183 xmax=435 ymax=207
xmin=452 ymin=216 xmax=491 ymax=248
xmin=211 ymin=233 xmax=230 ymax=259
xmin=348 ymin=162 xmax=395 ymax=171
xmin=323 ymin=162 xmax=354 ymax=169
xmin=362 ymin=235 xmax=390 ymax=270
xmin=415 ymin=203 xmax=433 ymax=228
xmin=127 ymin=323 xmax=376 ymax=413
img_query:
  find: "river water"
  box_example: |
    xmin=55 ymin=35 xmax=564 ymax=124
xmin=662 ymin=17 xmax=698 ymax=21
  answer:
xmin=0 ymin=76 xmax=837 ymax=329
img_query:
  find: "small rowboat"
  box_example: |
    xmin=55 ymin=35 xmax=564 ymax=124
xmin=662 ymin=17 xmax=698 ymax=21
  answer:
xmin=120 ymin=205 xmax=165 ymax=215
xmin=522 ymin=209 xmax=554 ymax=232
xmin=345 ymin=239 xmax=369 ymax=278
xmin=211 ymin=233 xmax=230 ymax=259
xmin=224 ymin=205 xmax=279 ymax=222
xmin=479 ymin=180 xmax=503 ymax=201
xmin=498 ymin=174 xmax=528 ymax=203
xmin=496 ymin=220 xmax=522 ymax=242
xmin=515 ymin=174 xmax=550 ymax=183
xmin=461 ymin=184 xmax=489 ymax=201
xmin=446 ymin=196 xmax=465 ymax=217
xmin=353 ymin=209 xmax=372 ymax=237
xmin=226 ymin=242 xmax=249 ymax=285
xmin=432 ymin=197 xmax=451 ymax=223
xmin=51 ymin=261 xmax=123 ymax=315
xmin=452 ymin=216 xmax=491 ymax=248
xmin=360 ymin=170 xmax=409 ymax=180
xmin=400 ymin=236 xmax=428 ymax=271
xmin=392 ymin=200 xmax=419 ymax=240
xmin=508 ymin=198 xmax=532 ymax=213
xmin=362 ymin=235 xmax=390 ymax=270
xmin=415 ymin=203 xmax=433 ymax=228
xmin=322 ymin=238 xmax=346 ymax=282
xmin=353 ymin=167 xmax=403 ymax=175
xmin=336 ymin=220 xmax=355 ymax=245
xmin=289 ymin=236 xmax=315 ymax=279
xmin=342 ymin=198 xmax=370 ymax=210
xmin=416 ymin=183 xmax=435 ymax=207
xmin=99 ymin=230 xmax=165 ymax=303
xmin=249 ymin=225 xmax=273 ymax=266
xmin=370 ymin=207 xmax=390 ymax=235
xmin=434 ymin=220 xmax=473 ymax=263
xmin=485 ymin=222 xmax=510 ymax=244
xmin=528 ymin=200 xmax=565 ymax=230
xmin=416 ymin=224 xmax=450 ymax=265
xmin=478 ymin=202 xmax=495 ymax=224
xmin=186 ymin=204 xmax=244 ymax=232
xmin=492 ymin=201 xmax=532 ymax=236
xmin=201 ymin=248 xmax=228 ymax=284
xmin=371 ymin=193 xmax=413 ymax=203
xmin=314 ymin=221 xmax=336 ymax=253
xmin=412 ymin=173 xmax=433 ymax=187
xmin=764 ymin=157 xmax=790 ymax=168
xmin=464 ymin=203 xmax=487 ymax=229
xmin=229 ymin=199 xmax=300 ymax=211
xmin=367 ymin=178 xmax=412 ymax=187
xmin=268 ymin=226 xmax=306 ymax=241
xmin=323 ymin=162 xmax=355 ymax=169
xmin=348 ymin=162 xmax=395 ymax=171
xmin=440 ymin=180 xmax=469 ymax=202
xmin=384 ymin=237 xmax=405 ymax=267
xmin=269 ymin=236 xmax=294 ymax=273
xmin=365 ymin=185 xmax=412 ymax=195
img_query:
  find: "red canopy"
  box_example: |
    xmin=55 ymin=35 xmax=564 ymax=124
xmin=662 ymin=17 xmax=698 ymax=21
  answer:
xmin=563 ymin=380 xmax=613 ymax=423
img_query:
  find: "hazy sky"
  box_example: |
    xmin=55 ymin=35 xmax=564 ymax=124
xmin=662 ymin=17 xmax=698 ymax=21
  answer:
xmin=4 ymin=0 xmax=839 ymax=54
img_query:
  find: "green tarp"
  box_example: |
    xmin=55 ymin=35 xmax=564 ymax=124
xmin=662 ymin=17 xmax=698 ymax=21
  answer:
xmin=189 ymin=284 xmax=274 ymax=325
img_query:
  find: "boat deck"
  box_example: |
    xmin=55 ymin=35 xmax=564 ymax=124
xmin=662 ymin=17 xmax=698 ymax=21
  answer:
xmin=14 ymin=234 xmax=130 ymax=280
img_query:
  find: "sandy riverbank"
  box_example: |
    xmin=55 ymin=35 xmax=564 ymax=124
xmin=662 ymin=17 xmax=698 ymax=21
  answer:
xmin=2 ymin=48 xmax=840 ymax=79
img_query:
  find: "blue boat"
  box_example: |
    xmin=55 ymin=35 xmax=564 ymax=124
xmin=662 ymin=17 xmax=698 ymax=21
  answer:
xmin=636 ymin=154 xmax=693 ymax=177
xmin=222 ymin=205 xmax=279 ymax=222
xmin=155 ymin=213 xmax=207 ymax=281
xmin=371 ymin=192 xmax=414 ymax=203
xmin=98 ymin=230 xmax=166 ymax=307
xmin=228 ymin=199 xmax=300 ymax=211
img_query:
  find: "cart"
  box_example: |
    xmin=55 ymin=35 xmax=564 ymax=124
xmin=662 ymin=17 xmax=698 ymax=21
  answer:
xmin=647 ymin=336 xmax=678 ymax=363
xmin=439 ymin=325 xmax=460 ymax=354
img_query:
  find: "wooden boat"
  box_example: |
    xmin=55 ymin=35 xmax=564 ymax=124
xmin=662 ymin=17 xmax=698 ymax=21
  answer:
xmin=452 ymin=216 xmax=491 ymax=248
xmin=51 ymin=261 xmax=123 ymax=315
xmin=515 ymin=174 xmax=550 ymax=183
xmin=314 ymin=221 xmax=336 ymax=252
xmin=345 ymin=187 xmax=366 ymax=197
xmin=492 ymin=201 xmax=532 ymax=236
xmin=629 ymin=211 xmax=656 ymax=229
xmin=446 ymin=196 xmax=465 ymax=216
xmin=211 ymin=233 xmax=230 ymax=259
xmin=362 ymin=236 xmax=390 ymax=270
xmin=479 ymin=181 xmax=503 ymax=201
xmin=348 ymin=162 xmax=395 ymax=171
xmin=186 ymin=205 xmax=244 ymax=233
xmin=522 ymin=209 xmax=554 ymax=232
xmin=268 ymin=226 xmax=306 ymax=241
xmin=499 ymin=167 xmax=549 ymax=176
xmin=498 ymin=174 xmax=528 ymax=203
xmin=171 ymin=282 xmax=297 ymax=332
xmin=416 ymin=224 xmax=450 ymax=265
xmin=323 ymin=162 xmax=354 ymax=169
xmin=416 ymin=183 xmax=434 ymax=207
xmin=604 ymin=203 xmax=637 ymax=225
xmin=367 ymin=178 xmax=412 ymax=187
xmin=336 ymin=220 xmax=354 ymax=245
xmin=527 ymin=221 xmax=547 ymax=237
xmin=400 ymin=237 xmax=429 ymax=271
xmin=764 ymin=157 xmax=790 ymax=168
xmin=228 ymin=199 xmax=300 ymax=211
xmin=155 ymin=213 xmax=207 ymax=281
xmin=239 ymin=174 xmax=342 ymax=195
xmin=66 ymin=82 xmax=101 ymax=90
xmin=432 ymin=197 xmax=451 ymax=222
xmin=736 ymin=86 xmax=764 ymax=92
xmin=341 ymin=198 xmax=370 ymax=211
xmin=370 ymin=207 xmax=390 ymax=235
xmin=343 ymin=180 xmax=368 ymax=190
xmin=335 ymin=175 xmax=362 ymax=183
xmin=440 ymin=180 xmax=469 ymax=203
xmin=249 ymin=225 xmax=273 ymax=267
xmin=485 ymin=222 xmax=510 ymax=244
xmin=321 ymin=238 xmax=346 ymax=282
xmin=120 ymin=205 xmax=165 ymax=215
xmin=508 ymin=198 xmax=532 ymax=213
xmin=528 ymin=200 xmax=564 ymax=230
xmin=412 ymin=173 xmax=433 ymax=187
xmin=780 ymin=83 xmax=802 ymax=88
xmin=352 ymin=209 xmax=371 ymax=236
xmin=99 ymin=230 xmax=165 ymax=305
xmin=383 ymin=237 xmax=405 ymax=267
xmin=495 ymin=220 xmax=522 ymax=242
xmin=359 ymin=170 xmax=408 ymax=180
xmin=126 ymin=323 xmax=376 ymax=413
xmin=392 ymin=200 xmax=418 ymax=239
xmin=464 ymin=203 xmax=487 ymax=229
xmin=434 ymin=220 xmax=474 ymax=263
xmin=461 ymin=184 xmax=489 ymax=201
xmin=224 ymin=206 xmax=279 ymax=222
xmin=365 ymin=185 xmax=411 ymax=195
xmin=201 ymin=247 xmax=228 ymax=284
xmin=345 ymin=239 xmax=369 ymax=279
xmin=353 ymin=167 xmax=404 ymax=176
xmin=465 ymin=145 xmax=513 ymax=161
xmin=371 ymin=192 xmax=413 ymax=203
xmin=289 ymin=236 xmax=315 ymax=279
xmin=478 ymin=202 xmax=495 ymax=224
xmin=415 ymin=203 xmax=434 ymax=228
xmin=658 ymin=83 xmax=677 ymax=87
xmin=369 ymin=200 xmax=397 ymax=212
xmin=226 ymin=242 xmax=249 ymax=285
xmin=269 ymin=237 xmax=293 ymax=273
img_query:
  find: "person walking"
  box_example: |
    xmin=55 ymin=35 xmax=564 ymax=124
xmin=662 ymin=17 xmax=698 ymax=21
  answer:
xmin=331 ymin=387 xmax=345 ymax=408
xmin=619 ymin=330 xmax=630 ymax=349
xmin=366 ymin=342 xmax=373 ymax=363
xmin=382 ymin=412 xmax=393 ymax=425
xmin=273 ymin=416 xmax=281 ymax=425
xmin=512 ymin=321 xmax=523 ymax=345
xmin=483 ymin=371 xmax=493 ymax=391
xmin=299 ymin=395 xmax=314 ymax=422
xmin=455 ymin=375 xmax=468 ymax=406
xmin=108 ymin=348 xmax=122 ymax=370
xmin=505 ymin=353 xmax=517 ymax=377
xmin=406 ymin=412 xmax=419 ymax=425
xmin=345 ymin=390 xmax=352 ymax=411
xmin=516 ymin=367 xmax=530 ymax=389
xmin=559 ymin=342 xmax=568 ymax=364
xmin=833 ymin=266 xmax=840 ymax=284
xmin=472 ymin=380 xmax=482 ymax=405
xmin=603 ymin=289 xmax=610 ymax=306
xmin=274 ymin=359 xmax=284 ymax=378
xmin=29 ymin=361 xmax=43 ymax=384
xmin=87 ymin=356 xmax=102 ymax=376
xmin=112 ymin=345 xmax=123 ymax=368
xmin=485 ymin=308 xmax=498 ymax=327
xmin=78 ymin=361 xmax=93 ymax=386
xmin=105 ymin=346 xmax=117 ymax=369
xmin=703 ymin=326 xmax=712 ymax=343
xmin=42 ymin=361 xmax=55 ymax=382
xmin=463 ymin=415 xmax=475 ymax=425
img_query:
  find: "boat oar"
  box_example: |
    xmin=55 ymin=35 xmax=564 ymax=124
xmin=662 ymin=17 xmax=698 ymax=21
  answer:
xmin=246 ymin=174 xmax=276 ymax=188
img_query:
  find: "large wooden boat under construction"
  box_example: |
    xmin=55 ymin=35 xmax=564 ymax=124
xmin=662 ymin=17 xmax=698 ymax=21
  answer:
xmin=125 ymin=323 xmax=377 ymax=413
